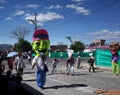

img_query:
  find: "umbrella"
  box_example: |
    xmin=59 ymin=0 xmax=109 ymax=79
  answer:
xmin=7 ymin=51 xmax=18 ymax=57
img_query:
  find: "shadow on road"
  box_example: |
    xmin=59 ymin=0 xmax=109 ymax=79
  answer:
xmin=23 ymin=71 xmax=35 ymax=74
xmin=23 ymin=79 xmax=36 ymax=82
xmin=75 ymin=73 xmax=90 ymax=76
xmin=45 ymin=83 xmax=88 ymax=89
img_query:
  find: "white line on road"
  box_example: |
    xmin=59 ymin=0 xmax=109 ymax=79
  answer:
xmin=47 ymin=76 xmax=69 ymax=85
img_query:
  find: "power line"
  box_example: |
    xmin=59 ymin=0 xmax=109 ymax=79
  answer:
xmin=45 ymin=0 xmax=102 ymax=29
xmin=46 ymin=0 xmax=119 ymax=30
xmin=27 ymin=13 xmax=37 ymax=31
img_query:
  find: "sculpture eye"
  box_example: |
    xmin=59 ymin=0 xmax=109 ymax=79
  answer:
xmin=109 ymin=45 xmax=113 ymax=48
xmin=114 ymin=44 xmax=118 ymax=47
xmin=35 ymin=42 xmax=40 ymax=46
xmin=43 ymin=41 xmax=47 ymax=44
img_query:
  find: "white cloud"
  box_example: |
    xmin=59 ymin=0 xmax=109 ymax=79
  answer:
xmin=37 ymin=12 xmax=64 ymax=22
xmin=72 ymin=0 xmax=86 ymax=2
xmin=86 ymin=29 xmax=120 ymax=40
xmin=14 ymin=4 xmax=40 ymax=9
xmin=26 ymin=4 xmax=39 ymax=8
xmin=0 ymin=0 xmax=6 ymax=3
xmin=66 ymin=4 xmax=90 ymax=15
xmin=5 ymin=17 xmax=12 ymax=20
xmin=0 ymin=6 xmax=4 ymax=9
xmin=24 ymin=12 xmax=63 ymax=26
xmin=14 ymin=10 xmax=25 ymax=16
xmin=45 ymin=5 xmax=63 ymax=9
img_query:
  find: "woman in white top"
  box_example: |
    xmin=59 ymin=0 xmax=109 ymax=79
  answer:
xmin=14 ymin=52 xmax=25 ymax=75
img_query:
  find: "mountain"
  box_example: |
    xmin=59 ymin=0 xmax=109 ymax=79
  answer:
xmin=0 ymin=44 xmax=13 ymax=51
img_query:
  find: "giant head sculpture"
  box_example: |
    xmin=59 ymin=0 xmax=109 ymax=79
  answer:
xmin=109 ymin=42 xmax=119 ymax=55
xmin=32 ymin=29 xmax=50 ymax=57
xmin=109 ymin=42 xmax=120 ymax=61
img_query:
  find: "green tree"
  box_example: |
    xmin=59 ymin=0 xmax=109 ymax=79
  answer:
xmin=89 ymin=42 xmax=96 ymax=47
xmin=14 ymin=39 xmax=32 ymax=52
xmin=70 ymin=41 xmax=85 ymax=52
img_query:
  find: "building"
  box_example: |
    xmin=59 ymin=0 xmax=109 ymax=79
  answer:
xmin=50 ymin=45 xmax=68 ymax=52
xmin=87 ymin=39 xmax=109 ymax=49
xmin=94 ymin=39 xmax=106 ymax=46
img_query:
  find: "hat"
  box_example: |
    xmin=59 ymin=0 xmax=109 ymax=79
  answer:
xmin=32 ymin=29 xmax=49 ymax=42
xmin=90 ymin=56 xmax=94 ymax=59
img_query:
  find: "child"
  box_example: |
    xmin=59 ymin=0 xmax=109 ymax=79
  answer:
xmin=52 ymin=58 xmax=59 ymax=74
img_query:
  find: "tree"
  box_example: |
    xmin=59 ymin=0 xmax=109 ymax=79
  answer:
xmin=14 ymin=39 xmax=32 ymax=52
xmin=70 ymin=41 xmax=85 ymax=52
xmin=9 ymin=26 xmax=31 ymax=41
xmin=66 ymin=36 xmax=73 ymax=45
xmin=89 ymin=42 xmax=96 ymax=47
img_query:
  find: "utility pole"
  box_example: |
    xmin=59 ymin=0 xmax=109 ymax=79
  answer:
xmin=28 ymin=13 xmax=37 ymax=31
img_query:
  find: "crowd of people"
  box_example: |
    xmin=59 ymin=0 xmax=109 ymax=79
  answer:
xmin=0 ymin=51 xmax=32 ymax=76
xmin=0 ymin=49 xmax=96 ymax=91
xmin=0 ymin=50 xmax=96 ymax=77
xmin=0 ymin=50 xmax=120 ymax=92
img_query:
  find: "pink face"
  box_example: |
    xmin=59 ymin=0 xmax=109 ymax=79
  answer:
xmin=109 ymin=42 xmax=120 ymax=54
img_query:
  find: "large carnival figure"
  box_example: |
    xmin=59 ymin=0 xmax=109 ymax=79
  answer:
xmin=109 ymin=42 xmax=120 ymax=75
xmin=32 ymin=29 xmax=50 ymax=89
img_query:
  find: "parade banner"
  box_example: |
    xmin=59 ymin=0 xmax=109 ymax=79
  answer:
xmin=67 ymin=49 xmax=74 ymax=58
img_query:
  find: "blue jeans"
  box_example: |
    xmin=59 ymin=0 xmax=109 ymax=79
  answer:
xmin=36 ymin=70 xmax=46 ymax=87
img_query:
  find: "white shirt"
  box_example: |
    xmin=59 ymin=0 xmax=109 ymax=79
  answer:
xmin=15 ymin=56 xmax=25 ymax=69
xmin=32 ymin=56 xmax=44 ymax=70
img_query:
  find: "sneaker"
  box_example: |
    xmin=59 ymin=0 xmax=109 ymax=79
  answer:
xmin=39 ymin=86 xmax=45 ymax=90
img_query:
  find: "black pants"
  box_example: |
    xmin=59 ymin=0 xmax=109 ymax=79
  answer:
xmin=89 ymin=63 xmax=95 ymax=72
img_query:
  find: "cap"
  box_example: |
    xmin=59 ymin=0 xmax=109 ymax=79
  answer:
xmin=32 ymin=29 xmax=49 ymax=42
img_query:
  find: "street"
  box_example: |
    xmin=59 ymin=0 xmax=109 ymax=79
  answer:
xmin=10 ymin=58 xmax=120 ymax=95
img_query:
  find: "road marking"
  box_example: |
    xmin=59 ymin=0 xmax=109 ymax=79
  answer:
xmin=47 ymin=77 xmax=69 ymax=85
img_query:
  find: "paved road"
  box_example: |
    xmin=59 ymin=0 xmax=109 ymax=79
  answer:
xmin=15 ymin=59 xmax=119 ymax=95
xmin=3 ymin=59 xmax=120 ymax=95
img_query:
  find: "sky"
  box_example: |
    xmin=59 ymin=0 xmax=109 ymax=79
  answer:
xmin=0 ymin=0 xmax=120 ymax=46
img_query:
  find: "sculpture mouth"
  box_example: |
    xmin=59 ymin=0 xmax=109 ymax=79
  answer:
xmin=38 ymin=49 xmax=47 ymax=54
xmin=111 ymin=49 xmax=119 ymax=55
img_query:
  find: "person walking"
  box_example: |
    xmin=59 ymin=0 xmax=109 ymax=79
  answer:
xmin=32 ymin=55 xmax=47 ymax=90
xmin=27 ymin=54 xmax=31 ymax=64
xmin=87 ymin=55 xmax=95 ymax=73
xmin=76 ymin=56 xmax=81 ymax=69
xmin=66 ymin=54 xmax=75 ymax=76
xmin=52 ymin=58 xmax=59 ymax=74
xmin=7 ymin=57 xmax=14 ymax=71
xmin=14 ymin=52 xmax=25 ymax=75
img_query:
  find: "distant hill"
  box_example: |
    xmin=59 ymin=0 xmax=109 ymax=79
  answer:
xmin=0 ymin=44 xmax=13 ymax=51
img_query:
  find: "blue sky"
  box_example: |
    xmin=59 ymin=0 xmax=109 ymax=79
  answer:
xmin=0 ymin=0 xmax=120 ymax=46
